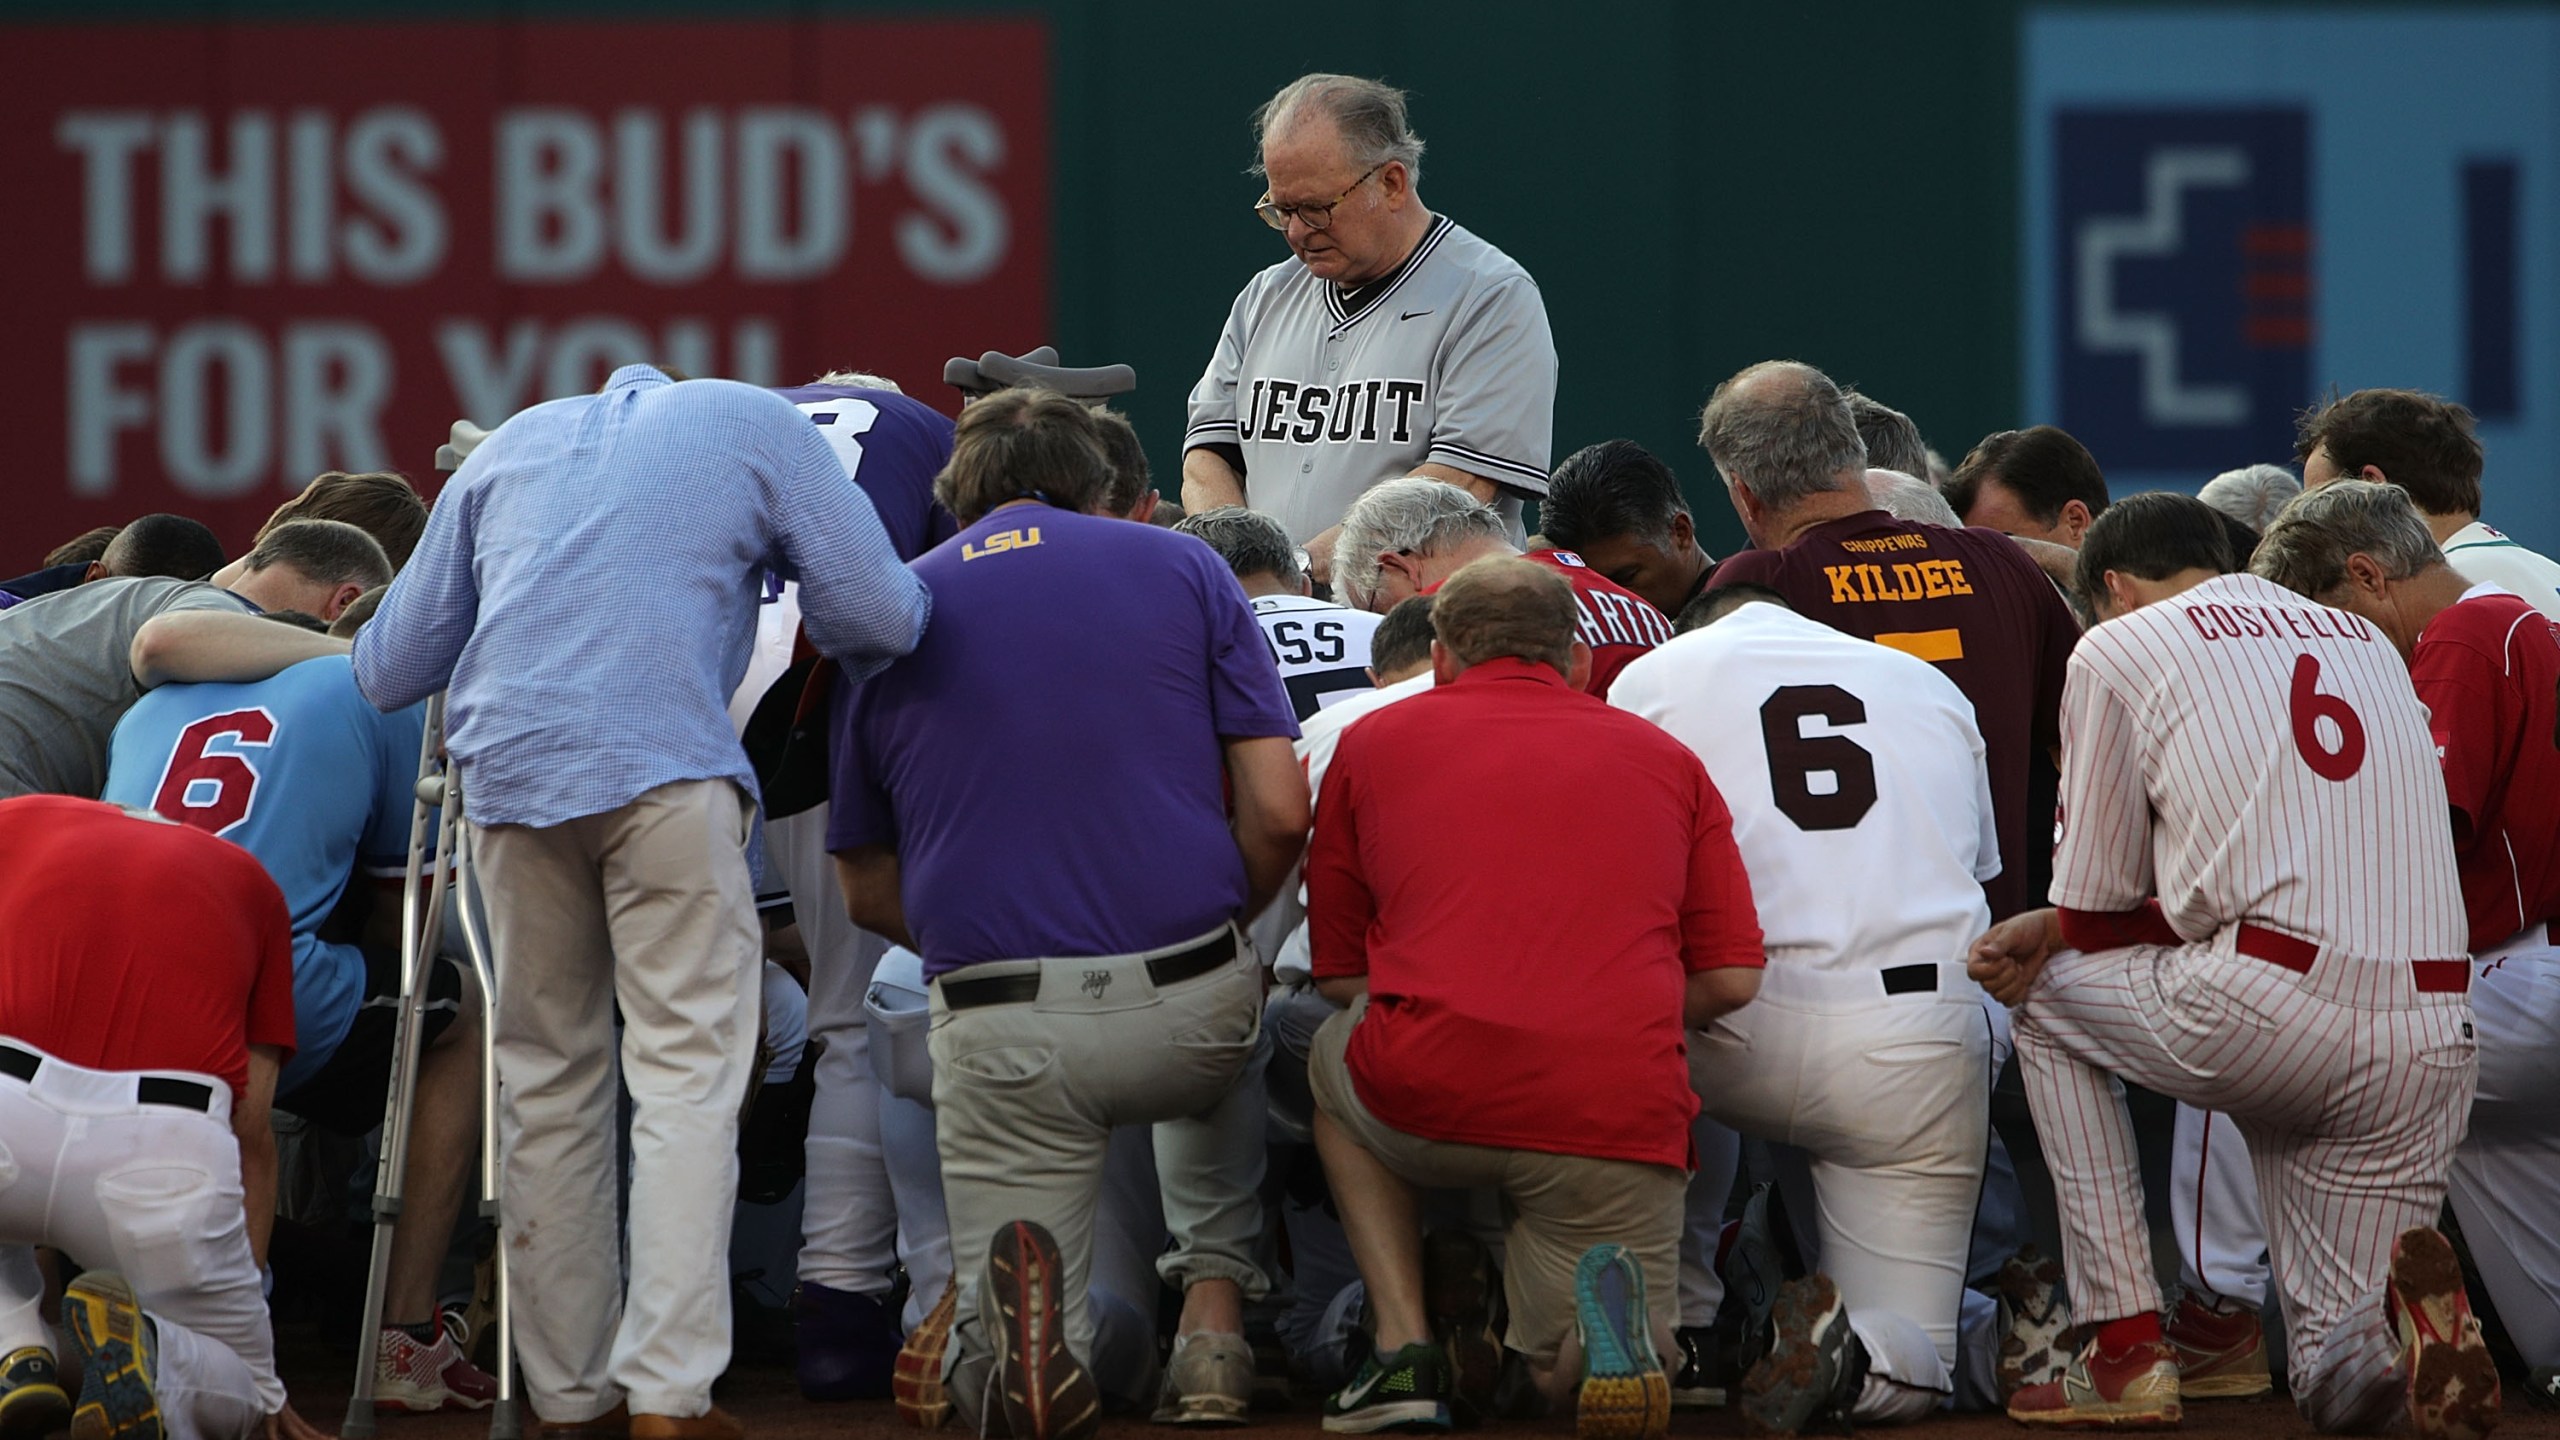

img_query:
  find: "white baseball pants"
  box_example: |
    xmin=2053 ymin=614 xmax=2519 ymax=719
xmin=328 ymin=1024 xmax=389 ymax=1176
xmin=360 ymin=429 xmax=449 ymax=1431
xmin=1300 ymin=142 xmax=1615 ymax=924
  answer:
xmin=2015 ymin=941 xmax=2474 ymax=1432
xmin=471 ymin=777 xmax=763 ymax=1423
xmin=767 ymin=806 xmax=952 ymax=1331
xmin=0 ymin=1045 xmax=277 ymax=1440
xmin=1692 ymin=963 xmax=1992 ymax=1425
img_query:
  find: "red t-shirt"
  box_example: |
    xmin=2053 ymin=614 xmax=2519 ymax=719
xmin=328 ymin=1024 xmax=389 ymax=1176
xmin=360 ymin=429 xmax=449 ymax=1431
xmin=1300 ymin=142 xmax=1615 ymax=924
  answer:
xmin=1306 ymin=658 xmax=1763 ymax=1169
xmin=1710 ymin=514 xmax=2079 ymax=919
xmin=0 ymin=796 xmax=296 ymax=1101
xmin=2410 ymin=589 xmax=2560 ymax=952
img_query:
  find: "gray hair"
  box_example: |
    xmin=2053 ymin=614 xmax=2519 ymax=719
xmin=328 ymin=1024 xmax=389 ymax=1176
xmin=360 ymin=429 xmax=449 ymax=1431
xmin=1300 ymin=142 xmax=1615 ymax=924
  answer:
xmin=1698 ymin=360 xmax=1868 ymax=511
xmin=1254 ymin=74 xmax=1425 ymax=185
xmin=1332 ymin=477 xmax=1508 ymax=611
xmin=1847 ymin=392 xmax=1933 ymax=480
xmin=2249 ymin=479 xmax=2445 ymax=599
xmin=1864 ymin=469 xmax=1962 ymax=528
xmin=1175 ymin=506 xmax=1301 ymax=587
xmin=2198 ymin=462 xmax=2302 ymax=532
xmin=811 ymin=369 xmax=904 ymax=394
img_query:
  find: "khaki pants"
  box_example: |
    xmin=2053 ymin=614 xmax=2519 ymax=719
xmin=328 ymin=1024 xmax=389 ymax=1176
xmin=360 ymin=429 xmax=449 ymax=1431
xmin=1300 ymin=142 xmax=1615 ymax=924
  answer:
xmin=930 ymin=928 xmax=1266 ymax=1378
xmin=471 ymin=778 xmax=761 ymax=1421
xmin=1308 ymin=1000 xmax=1685 ymax=1367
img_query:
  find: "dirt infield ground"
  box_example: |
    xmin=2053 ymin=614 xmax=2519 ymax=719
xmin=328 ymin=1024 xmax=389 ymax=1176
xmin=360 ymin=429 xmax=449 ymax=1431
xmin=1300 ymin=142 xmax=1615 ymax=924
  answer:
xmin=278 ymin=1325 xmax=2560 ymax=1440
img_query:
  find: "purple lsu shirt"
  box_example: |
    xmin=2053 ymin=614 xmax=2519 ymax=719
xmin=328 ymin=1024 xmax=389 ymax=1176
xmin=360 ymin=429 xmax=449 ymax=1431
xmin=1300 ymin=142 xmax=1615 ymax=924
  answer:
xmin=770 ymin=384 xmax=960 ymax=564
xmin=828 ymin=506 xmax=1300 ymax=976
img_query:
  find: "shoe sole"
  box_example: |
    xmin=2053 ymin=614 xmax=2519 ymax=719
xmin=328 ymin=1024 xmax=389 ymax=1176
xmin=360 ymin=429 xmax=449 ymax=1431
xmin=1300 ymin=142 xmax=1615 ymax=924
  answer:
xmin=2007 ymin=1397 xmax=2184 ymax=1429
xmin=1574 ymin=1245 xmax=1669 ymax=1440
xmin=2176 ymin=1370 xmax=2272 ymax=1400
xmin=990 ymin=1221 xmax=1101 ymax=1440
xmin=1996 ymin=1253 xmax=2070 ymax=1403
xmin=62 ymin=1274 xmax=159 ymax=1440
xmin=1152 ymin=1393 xmax=1251 ymax=1427
xmin=375 ymin=1383 xmax=496 ymax=1414
xmin=1422 ymin=1229 xmax=1501 ymax=1424
xmin=1739 ymin=1275 xmax=1849 ymax=1435
xmin=0 ymin=1380 xmax=70 ymax=1440
xmin=893 ymin=1284 xmax=959 ymax=1430
xmin=2392 ymin=1229 xmax=2501 ymax=1440
xmin=1670 ymin=1383 xmax=1724 ymax=1411
xmin=1320 ymin=1399 xmax=1450 ymax=1434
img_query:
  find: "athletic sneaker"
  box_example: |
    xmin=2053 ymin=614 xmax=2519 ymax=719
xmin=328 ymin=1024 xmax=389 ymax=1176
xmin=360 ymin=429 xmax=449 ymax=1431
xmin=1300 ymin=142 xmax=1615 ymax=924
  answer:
xmin=0 ymin=1345 xmax=69 ymax=1440
xmin=1738 ymin=1273 xmax=1867 ymax=1434
xmin=1994 ymin=1246 xmax=2073 ymax=1404
xmin=1572 ymin=1244 xmax=1670 ymax=1440
xmin=1421 ymin=1228 xmax=1503 ymax=1424
xmin=986 ymin=1221 xmax=1101 ymax=1440
xmin=376 ymin=1323 xmax=500 ymax=1411
xmin=1670 ymin=1326 xmax=1725 ymax=1410
xmin=893 ymin=1283 xmax=960 ymax=1431
xmin=2525 ymin=1365 xmax=2560 ymax=1411
xmin=793 ymin=1281 xmax=901 ymax=1402
xmin=2162 ymin=1291 xmax=2271 ymax=1400
xmin=61 ymin=1272 xmax=160 ymax=1440
xmin=2389 ymin=1227 xmax=2501 ymax=1440
xmin=1720 ymin=1186 xmax=1788 ymax=1374
xmin=1323 ymin=1342 xmax=1451 ymax=1434
xmin=2006 ymin=1334 xmax=2181 ymax=1429
xmin=1151 ymin=1331 xmax=1255 ymax=1426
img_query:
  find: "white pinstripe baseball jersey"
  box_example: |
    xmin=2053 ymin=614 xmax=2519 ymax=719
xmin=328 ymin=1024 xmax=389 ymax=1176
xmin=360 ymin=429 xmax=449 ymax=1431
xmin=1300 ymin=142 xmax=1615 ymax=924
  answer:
xmin=2055 ymin=573 xmax=2467 ymax=971
xmin=1183 ymin=215 xmax=1557 ymax=546
xmin=2443 ymin=520 xmax=2560 ymax=622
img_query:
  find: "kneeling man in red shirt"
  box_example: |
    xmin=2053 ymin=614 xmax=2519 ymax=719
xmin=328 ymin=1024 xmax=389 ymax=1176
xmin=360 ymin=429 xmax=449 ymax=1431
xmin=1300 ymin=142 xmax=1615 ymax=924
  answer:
xmin=1304 ymin=557 xmax=1766 ymax=1439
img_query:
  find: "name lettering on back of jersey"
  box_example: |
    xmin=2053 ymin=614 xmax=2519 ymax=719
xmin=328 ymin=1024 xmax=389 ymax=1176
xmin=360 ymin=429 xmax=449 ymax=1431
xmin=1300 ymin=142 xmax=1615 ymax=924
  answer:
xmin=2183 ymin=600 xmax=2378 ymax=645
xmin=1573 ymin=588 xmax=1675 ymax=649
xmin=1243 ymin=378 xmax=1425 ymax=446
xmin=962 ymin=527 xmax=1043 ymax=561
xmin=1821 ymin=559 xmax=1975 ymax=605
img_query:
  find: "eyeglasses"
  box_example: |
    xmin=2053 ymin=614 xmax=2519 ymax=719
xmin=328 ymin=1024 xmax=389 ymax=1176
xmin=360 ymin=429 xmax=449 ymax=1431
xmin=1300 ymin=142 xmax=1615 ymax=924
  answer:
xmin=1253 ymin=164 xmax=1383 ymax=232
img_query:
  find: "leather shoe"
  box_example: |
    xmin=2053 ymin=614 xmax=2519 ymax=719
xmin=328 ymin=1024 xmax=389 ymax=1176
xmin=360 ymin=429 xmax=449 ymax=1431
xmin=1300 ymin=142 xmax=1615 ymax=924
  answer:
xmin=630 ymin=1407 xmax=743 ymax=1440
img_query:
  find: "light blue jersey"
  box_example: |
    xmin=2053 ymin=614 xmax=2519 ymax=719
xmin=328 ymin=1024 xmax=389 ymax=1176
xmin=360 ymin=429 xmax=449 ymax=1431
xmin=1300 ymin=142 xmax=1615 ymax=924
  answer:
xmin=104 ymin=654 xmax=427 ymax=1090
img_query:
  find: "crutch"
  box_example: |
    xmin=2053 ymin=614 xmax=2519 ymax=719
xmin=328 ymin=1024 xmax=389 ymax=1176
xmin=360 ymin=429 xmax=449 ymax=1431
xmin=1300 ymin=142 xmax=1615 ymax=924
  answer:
xmin=343 ymin=695 xmax=520 ymax=1438
xmin=448 ymin=764 xmax=522 ymax=1440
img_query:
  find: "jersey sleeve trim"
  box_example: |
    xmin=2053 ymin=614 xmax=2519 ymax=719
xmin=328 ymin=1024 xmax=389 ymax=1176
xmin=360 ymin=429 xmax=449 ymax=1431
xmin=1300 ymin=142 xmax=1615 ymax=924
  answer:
xmin=1427 ymin=440 xmax=1551 ymax=491
xmin=1184 ymin=420 xmax=1245 ymax=446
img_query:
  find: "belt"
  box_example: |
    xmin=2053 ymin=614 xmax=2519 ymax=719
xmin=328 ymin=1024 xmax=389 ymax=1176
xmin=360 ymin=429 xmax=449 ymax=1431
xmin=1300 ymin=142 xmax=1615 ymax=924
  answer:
xmin=1880 ymin=964 xmax=1937 ymax=996
xmin=2233 ymin=923 xmax=2469 ymax=995
xmin=940 ymin=928 xmax=1239 ymax=1012
xmin=0 ymin=1044 xmax=216 ymax=1113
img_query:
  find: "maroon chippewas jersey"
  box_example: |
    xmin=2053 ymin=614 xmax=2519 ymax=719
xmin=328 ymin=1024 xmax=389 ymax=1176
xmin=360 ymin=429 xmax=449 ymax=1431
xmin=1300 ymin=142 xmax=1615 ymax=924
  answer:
xmin=1709 ymin=514 xmax=2078 ymax=918
xmin=2411 ymin=586 xmax=2560 ymax=952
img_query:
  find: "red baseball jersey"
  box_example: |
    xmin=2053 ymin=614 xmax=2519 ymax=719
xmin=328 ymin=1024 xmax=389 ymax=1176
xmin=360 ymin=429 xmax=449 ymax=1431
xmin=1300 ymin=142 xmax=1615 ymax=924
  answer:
xmin=1522 ymin=548 xmax=1675 ymax=697
xmin=1709 ymin=514 xmax=2079 ymax=919
xmin=2410 ymin=586 xmax=2560 ymax=952
xmin=2054 ymin=574 xmax=2467 ymax=983
xmin=0 ymin=795 xmax=298 ymax=1100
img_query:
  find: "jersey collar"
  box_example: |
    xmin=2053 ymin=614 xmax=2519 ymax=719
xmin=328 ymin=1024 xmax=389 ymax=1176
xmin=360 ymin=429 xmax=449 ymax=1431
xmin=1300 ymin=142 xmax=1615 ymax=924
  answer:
xmin=1325 ymin=215 xmax=1454 ymax=334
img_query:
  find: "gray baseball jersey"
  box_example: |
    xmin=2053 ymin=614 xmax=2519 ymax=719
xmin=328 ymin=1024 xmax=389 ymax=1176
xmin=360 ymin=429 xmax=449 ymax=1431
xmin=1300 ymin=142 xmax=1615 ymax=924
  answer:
xmin=1184 ymin=215 xmax=1558 ymax=545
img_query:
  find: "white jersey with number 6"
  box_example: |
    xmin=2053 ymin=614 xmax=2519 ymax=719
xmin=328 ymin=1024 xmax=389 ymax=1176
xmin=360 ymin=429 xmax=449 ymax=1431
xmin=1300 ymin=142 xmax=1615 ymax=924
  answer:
xmin=2054 ymin=573 xmax=2466 ymax=969
xmin=1608 ymin=601 xmax=2001 ymax=978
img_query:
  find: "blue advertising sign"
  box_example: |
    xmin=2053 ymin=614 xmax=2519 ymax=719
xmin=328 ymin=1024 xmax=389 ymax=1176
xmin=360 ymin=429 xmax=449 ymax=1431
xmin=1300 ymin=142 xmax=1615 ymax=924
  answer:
xmin=2025 ymin=10 xmax=2560 ymax=549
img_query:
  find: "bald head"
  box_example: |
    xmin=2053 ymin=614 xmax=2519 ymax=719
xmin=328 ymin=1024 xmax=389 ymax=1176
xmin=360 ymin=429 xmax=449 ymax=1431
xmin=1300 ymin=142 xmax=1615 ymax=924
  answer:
xmin=1430 ymin=556 xmax=1580 ymax=677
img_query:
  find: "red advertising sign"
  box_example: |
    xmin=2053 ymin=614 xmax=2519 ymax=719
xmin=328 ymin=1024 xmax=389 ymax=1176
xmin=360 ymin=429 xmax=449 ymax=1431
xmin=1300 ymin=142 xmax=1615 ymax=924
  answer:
xmin=0 ymin=19 xmax=1050 ymax=563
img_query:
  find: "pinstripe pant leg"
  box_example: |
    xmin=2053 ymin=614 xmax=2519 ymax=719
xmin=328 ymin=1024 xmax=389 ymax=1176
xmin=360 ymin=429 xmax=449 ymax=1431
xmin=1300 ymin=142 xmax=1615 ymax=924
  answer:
xmin=2012 ymin=947 xmax=2162 ymax=1328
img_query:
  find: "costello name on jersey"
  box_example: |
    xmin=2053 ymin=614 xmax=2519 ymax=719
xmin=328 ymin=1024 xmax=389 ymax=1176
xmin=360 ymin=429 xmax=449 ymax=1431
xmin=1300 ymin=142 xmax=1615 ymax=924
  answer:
xmin=1244 ymin=378 xmax=1427 ymax=446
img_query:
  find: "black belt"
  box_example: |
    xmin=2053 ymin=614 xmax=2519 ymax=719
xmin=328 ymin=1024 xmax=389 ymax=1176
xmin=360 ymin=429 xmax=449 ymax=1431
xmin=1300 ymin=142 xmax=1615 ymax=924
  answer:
xmin=0 ymin=1044 xmax=215 ymax=1114
xmin=939 ymin=928 xmax=1239 ymax=1012
xmin=1880 ymin=964 xmax=1938 ymax=996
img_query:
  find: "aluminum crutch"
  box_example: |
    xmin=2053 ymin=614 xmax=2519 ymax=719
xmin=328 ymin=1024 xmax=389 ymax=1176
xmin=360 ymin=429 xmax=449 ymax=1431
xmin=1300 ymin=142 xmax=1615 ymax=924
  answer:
xmin=448 ymin=775 xmax=521 ymax=1440
xmin=344 ymin=693 xmax=461 ymax=1438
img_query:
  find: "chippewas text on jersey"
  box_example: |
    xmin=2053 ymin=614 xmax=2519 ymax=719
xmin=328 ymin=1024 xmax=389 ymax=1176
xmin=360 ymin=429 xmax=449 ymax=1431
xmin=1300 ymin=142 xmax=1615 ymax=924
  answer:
xmin=1243 ymin=378 xmax=1427 ymax=446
